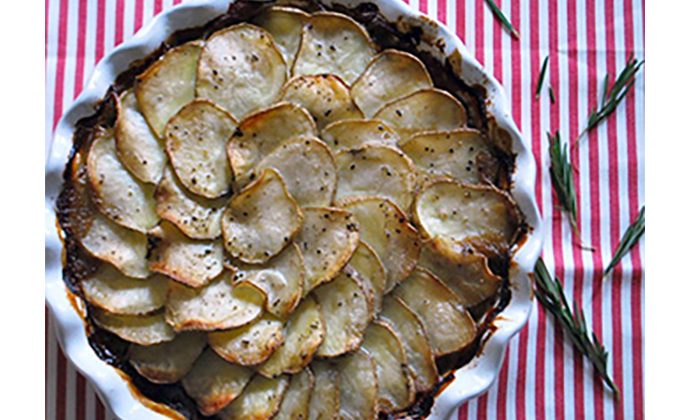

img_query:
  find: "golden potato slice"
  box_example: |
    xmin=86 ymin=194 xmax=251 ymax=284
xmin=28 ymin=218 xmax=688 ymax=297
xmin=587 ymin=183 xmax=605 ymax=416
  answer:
xmin=337 ymin=349 xmax=378 ymax=420
xmin=92 ymin=310 xmax=175 ymax=346
xmin=219 ymin=375 xmax=289 ymax=420
xmin=87 ymin=128 xmax=158 ymax=232
xmin=227 ymin=102 xmax=317 ymax=188
xmin=414 ymin=180 xmax=519 ymax=260
xmin=129 ymin=331 xmax=206 ymax=384
xmin=221 ymin=169 xmax=302 ymax=264
xmin=320 ymin=119 xmax=399 ymax=153
xmin=148 ymin=221 xmax=224 ymax=288
xmin=182 ymin=348 xmax=253 ymax=415
xmin=164 ymin=99 xmax=237 ymax=199
xmin=274 ymin=368 xmax=314 ymax=420
xmin=254 ymin=136 xmax=336 ymax=207
xmin=351 ymin=50 xmax=433 ymax=118
xmin=293 ymin=12 xmax=376 ymax=85
xmin=378 ymin=296 xmax=437 ymax=393
xmin=393 ymin=268 xmax=476 ymax=356
xmin=278 ymin=75 xmax=363 ymax=130
xmin=115 ymin=89 xmax=166 ymax=184
xmin=347 ymin=241 xmax=386 ymax=313
xmin=135 ymin=41 xmax=201 ymax=138
xmin=373 ymin=88 xmax=468 ymax=141
xmin=295 ymin=207 xmax=359 ymax=295
xmin=342 ymin=197 xmax=421 ymax=292
xmin=308 ymin=360 xmax=340 ymax=419
xmin=208 ymin=313 xmax=285 ymax=366
xmin=361 ymin=322 xmax=414 ymax=413
xmin=80 ymin=264 xmax=168 ymax=315
xmin=253 ymin=6 xmax=309 ymax=70
xmin=258 ymin=296 xmax=324 ymax=377
xmin=334 ymin=145 xmax=416 ymax=210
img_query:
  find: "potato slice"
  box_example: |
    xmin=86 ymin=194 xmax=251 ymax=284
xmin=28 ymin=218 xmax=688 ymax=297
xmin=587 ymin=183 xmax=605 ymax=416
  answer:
xmin=115 ymin=89 xmax=166 ymax=184
xmin=334 ymin=145 xmax=416 ymax=210
xmin=148 ymin=222 xmax=224 ymax=288
xmin=308 ymin=360 xmax=340 ymax=419
xmin=342 ymin=197 xmax=421 ymax=292
xmin=293 ymin=12 xmax=376 ymax=85
xmin=129 ymin=331 xmax=206 ymax=384
xmin=378 ymin=297 xmax=437 ymax=393
xmin=347 ymin=241 xmax=386 ymax=313
xmin=278 ymin=75 xmax=363 ymax=130
xmin=227 ymin=102 xmax=317 ymax=188
xmin=373 ymin=88 xmax=468 ymax=141
xmin=361 ymin=322 xmax=414 ymax=413
xmin=413 ymin=180 xmax=519 ymax=260
xmin=209 ymin=313 xmax=285 ymax=366
xmin=164 ymin=99 xmax=237 ymax=199
xmin=182 ymin=348 xmax=253 ymax=415
xmin=254 ymin=136 xmax=336 ymax=207
xmin=351 ymin=50 xmax=433 ymax=118
xmin=295 ymin=207 xmax=359 ymax=295
xmin=253 ymin=6 xmax=309 ymax=70
xmin=258 ymin=296 xmax=324 ymax=377
xmin=87 ymin=128 xmax=158 ymax=232
xmin=274 ymin=368 xmax=314 ymax=420
xmin=81 ymin=264 xmax=168 ymax=315
xmin=337 ymin=349 xmax=378 ymax=420
xmin=320 ymin=119 xmax=399 ymax=153
xmin=393 ymin=268 xmax=476 ymax=355
xmin=221 ymin=169 xmax=302 ymax=264
xmin=219 ymin=375 xmax=289 ymax=420
xmin=92 ymin=310 xmax=175 ymax=346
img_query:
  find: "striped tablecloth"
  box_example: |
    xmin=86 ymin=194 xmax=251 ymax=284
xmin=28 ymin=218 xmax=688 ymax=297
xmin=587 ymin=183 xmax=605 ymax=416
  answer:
xmin=45 ymin=0 xmax=645 ymax=418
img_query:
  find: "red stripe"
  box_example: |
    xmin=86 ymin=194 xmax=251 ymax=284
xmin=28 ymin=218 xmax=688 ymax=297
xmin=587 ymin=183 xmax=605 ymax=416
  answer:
xmin=96 ymin=397 xmax=106 ymax=420
xmin=135 ymin=0 xmax=144 ymax=31
xmin=476 ymin=394 xmax=488 ymax=420
xmin=437 ymin=0 xmax=447 ymax=24
xmin=173 ymin=0 xmax=183 ymax=5
xmin=96 ymin=0 xmax=105 ymax=62
xmin=56 ymin=348 xmax=67 ymax=420
xmin=45 ymin=308 xmax=50 ymax=416
xmin=419 ymin=0 xmax=428 ymax=15
xmin=474 ymin=0 xmax=484 ymax=64
xmin=492 ymin=0 xmax=503 ymax=83
xmin=115 ymin=0 xmax=125 ymax=45
xmin=495 ymin=346 xmax=509 ymax=420
xmin=154 ymin=0 xmax=163 ymax=15
xmin=74 ymin=0 xmax=87 ymax=98
xmin=76 ymin=374 xmax=86 ymax=420
xmin=456 ymin=0 xmax=465 ymax=41
xmin=457 ymin=403 xmax=469 ymax=420
xmin=52 ymin=0 xmax=69 ymax=130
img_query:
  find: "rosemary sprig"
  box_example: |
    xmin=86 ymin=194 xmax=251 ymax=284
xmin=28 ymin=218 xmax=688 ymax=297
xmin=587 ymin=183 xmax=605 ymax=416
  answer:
xmin=535 ymin=56 xmax=549 ymax=98
xmin=604 ymin=206 xmax=645 ymax=276
xmin=548 ymin=86 xmax=556 ymax=104
xmin=485 ymin=0 xmax=520 ymax=39
xmin=534 ymin=258 xmax=620 ymax=399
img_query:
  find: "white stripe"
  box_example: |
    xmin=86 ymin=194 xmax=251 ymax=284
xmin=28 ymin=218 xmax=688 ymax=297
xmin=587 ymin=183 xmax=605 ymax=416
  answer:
xmin=62 ymin=0 xmax=79 ymax=106
xmin=124 ymin=0 xmax=134 ymax=36
xmin=47 ymin=314 xmax=58 ymax=420
xmin=45 ymin=0 xmax=61 ymax=160
xmin=105 ymin=0 xmax=116 ymax=53
xmin=506 ymin=335 xmax=519 ymax=420
xmin=83 ymin=0 xmax=98 ymax=90
xmin=427 ymin=0 xmax=437 ymax=21
xmin=66 ymin=362 xmax=77 ymax=420
xmin=464 ymin=0 xmax=475 ymax=57
xmin=446 ymin=0 xmax=456 ymax=34
xmin=144 ymin=0 xmax=155 ymax=26
xmin=86 ymin=383 xmax=97 ymax=420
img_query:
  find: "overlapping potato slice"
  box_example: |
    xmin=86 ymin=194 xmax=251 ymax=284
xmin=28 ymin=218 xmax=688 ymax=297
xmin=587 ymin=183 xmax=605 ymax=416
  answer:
xmin=254 ymin=136 xmax=336 ymax=207
xmin=337 ymin=349 xmax=378 ymax=420
xmin=164 ymin=99 xmax=237 ymax=199
xmin=379 ymin=297 xmax=437 ymax=393
xmin=343 ymin=197 xmax=420 ymax=291
xmin=221 ymin=169 xmax=302 ymax=264
xmin=208 ymin=313 xmax=285 ymax=366
xmin=374 ymin=88 xmax=468 ymax=141
xmin=413 ymin=180 xmax=519 ymax=260
xmin=361 ymin=322 xmax=414 ymax=413
xmin=87 ymin=128 xmax=158 ymax=232
xmin=148 ymin=222 xmax=224 ymax=288
xmin=129 ymin=331 xmax=206 ymax=384
xmin=393 ymin=268 xmax=476 ymax=356
xmin=334 ymin=145 xmax=416 ymax=209
xmin=219 ymin=375 xmax=289 ymax=420
xmin=258 ymin=296 xmax=324 ymax=377
xmin=253 ymin=6 xmax=309 ymax=70
xmin=295 ymin=207 xmax=359 ymax=295
xmin=347 ymin=241 xmax=386 ymax=313
xmin=196 ymin=23 xmax=287 ymax=119
xmin=115 ymin=89 xmax=166 ymax=184
xmin=182 ymin=348 xmax=253 ymax=415
xmin=135 ymin=41 xmax=201 ymax=138
xmin=292 ymin=12 xmax=376 ymax=85
xmin=91 ymin=310 xmax=175 ymax=346
xmin=278 ymin=75 xmax=363 ymax=130
xmin=274 ymin=368 xmax=314 ymax=420
xmin=351 ymin=50 xmax=433 ymax=117
xmin=227 ymin=102 xmax=317 ymax=187
xmin=308 ymin=360 xmax=340 ymax=419
xmin=321 ymin=119 xmax=399 ymax=153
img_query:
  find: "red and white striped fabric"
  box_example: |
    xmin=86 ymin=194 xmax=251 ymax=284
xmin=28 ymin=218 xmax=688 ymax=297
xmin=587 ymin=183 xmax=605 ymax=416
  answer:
xmin=45 ymin=0 xmax=645 ymax=418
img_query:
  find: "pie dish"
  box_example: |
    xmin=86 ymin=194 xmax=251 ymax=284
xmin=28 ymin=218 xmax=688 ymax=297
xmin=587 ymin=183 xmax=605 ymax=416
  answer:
xmin=44 ymin=0 xmax=543 ymax=419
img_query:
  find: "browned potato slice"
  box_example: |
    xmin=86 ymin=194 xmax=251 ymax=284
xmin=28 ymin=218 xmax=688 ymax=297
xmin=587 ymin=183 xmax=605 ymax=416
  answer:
xmin=308 ymin=360 xmax=340 ymax=419
xmin=165 ymin=99 xmax=237 ymax=199
xmin=253 ymin=6 xmax=310 ymax=70
xmin=321 ymin=119 xmax=399 ymax=153
xmin=351 ymin=50 xmax=433 ymax=117
xmin=115 ymin=89 xmax=166 ymax=184
xmin=337 ymin=349 xmax=378 ymax=420
xmin=221 ymin=169 xmax=303 ymax=264
xmin=87 ymin=128 xmax=158 ymax=232
xmin=393 ymin=268 xmax=476 ymax=356
xmin=278 ymin=75 xmax=363 ymax=130
xmin=374 ymin=88 xmax=468 ymax=141
xmin=334 ymin=145 xmax=416 ymax=210
xmin=378 ymin=297 xmax=437 ymax=393
xmin=295 ymin=207 xmax=359 ymax=295
xmin=196 ymin=23 xmax=287 ymax=119
xmin=92 ymin=310 xmax=175 ymax=346
xmin=274 ymin=368 xmax=314 ymax=420
xmin=208 ymin=313 xmax=285 ymax=366
xmin=292 ymin=12 xmax=376 ymax=85
xmin=258 ymin=296 xmax=324 ymax=377
xmin=182 ymin=348 xmax=253 ymax=415
xmin=135 ymin=41 xmax=201 ymax=137
xmin=218 ymin=375 xmax=290 ymax=420
xmin=342 ymin=197 xmax=421 ymax=291
xmin=129 ymin=331 xmax=206 ymax=384
xmin=347 ymin=241 xmax=386 ymax=313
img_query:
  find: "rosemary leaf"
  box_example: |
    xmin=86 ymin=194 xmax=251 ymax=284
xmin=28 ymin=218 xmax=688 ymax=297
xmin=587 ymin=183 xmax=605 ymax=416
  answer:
xmin=536 ymin=56 xmax=550 ymax=98
xmin=604 ymin=206 xmax=645 ymax=276
xmin=549 ymin=86 xmax=556 ymax=104
xmin=485 ymin=0 xmax=520 ymax=39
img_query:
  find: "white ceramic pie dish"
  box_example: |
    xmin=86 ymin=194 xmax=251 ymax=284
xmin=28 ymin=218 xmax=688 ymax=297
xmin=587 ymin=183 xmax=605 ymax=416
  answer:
xmin=44 ymin=0 xmax=543 ymax=418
